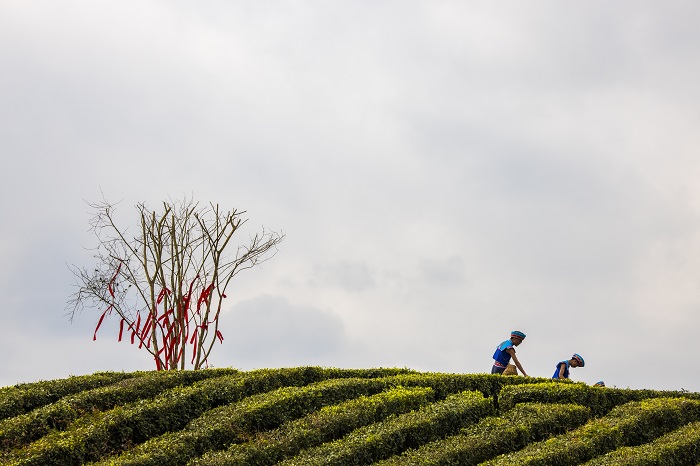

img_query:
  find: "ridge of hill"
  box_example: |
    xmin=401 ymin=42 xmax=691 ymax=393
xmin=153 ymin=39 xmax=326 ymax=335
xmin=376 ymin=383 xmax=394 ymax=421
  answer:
xmin=1 ymin=367 xmax=699 ymax=465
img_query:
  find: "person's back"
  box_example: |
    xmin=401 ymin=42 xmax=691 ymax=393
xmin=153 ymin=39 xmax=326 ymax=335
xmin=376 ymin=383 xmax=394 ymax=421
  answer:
xmin=552 ymin=353 xmax=585 ymax=379
xmin=491 ymin=330 xmax=528 ymax=376
xmin=492 ymin=339 xmax=514 ymax=371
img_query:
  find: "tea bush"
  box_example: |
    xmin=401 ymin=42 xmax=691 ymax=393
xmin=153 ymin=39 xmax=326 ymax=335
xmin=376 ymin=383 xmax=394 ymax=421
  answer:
xmin=277 ymin=390 xmax=494 ymax=465
xmin=376 ymin=402 xmax=591 ymax=465
xmin=0 ymin=372 xmax=141 ymax=421
xmin=2 ymin=368 xmax=699 ymax=466
xmin=95 ymin=377 xmax=422 ymax=466
xmin=482 ymin=397 xmax=700 ymax=466
xmin=4 ymin=367 xmax=387 ymax=466
xmin=0 ymin=369 xmax=236 ymax=451
xmin=581 ymin=420 xmax=700 ymax=465
xmin=178 ymin=386 xmax=433 ymax=466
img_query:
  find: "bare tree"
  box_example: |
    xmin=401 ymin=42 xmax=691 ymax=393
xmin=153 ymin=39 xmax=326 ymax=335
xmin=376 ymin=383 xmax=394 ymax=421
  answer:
xmin=68 ymin=197 xmax=285 ymax=370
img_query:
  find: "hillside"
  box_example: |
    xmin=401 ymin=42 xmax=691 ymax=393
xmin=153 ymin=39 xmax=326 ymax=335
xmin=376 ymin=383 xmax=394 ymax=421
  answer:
xmin=1 ymin=367 xmax=699 ymax=465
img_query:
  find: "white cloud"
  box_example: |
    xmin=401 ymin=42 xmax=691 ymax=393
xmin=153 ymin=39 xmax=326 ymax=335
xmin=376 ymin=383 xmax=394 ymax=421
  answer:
xmin=213 ymin=294 xmax=355 ymax=369
xmin=1 ymin=1 xmax=700 ymax=392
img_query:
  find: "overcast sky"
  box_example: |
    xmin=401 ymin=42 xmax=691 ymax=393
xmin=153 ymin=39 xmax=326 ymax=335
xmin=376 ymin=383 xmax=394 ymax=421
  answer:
xmin=2 ymin=1 xmax=700 ymax=392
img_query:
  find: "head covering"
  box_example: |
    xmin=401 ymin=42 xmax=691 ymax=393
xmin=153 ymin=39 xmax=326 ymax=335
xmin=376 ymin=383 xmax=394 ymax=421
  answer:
xmin=572 ymin=353 xmax=585 ymax=367
xmin=594 ymin=381 xmax=605 ymax=387
xmin=511 ymin=330 xmax=526 ymax=340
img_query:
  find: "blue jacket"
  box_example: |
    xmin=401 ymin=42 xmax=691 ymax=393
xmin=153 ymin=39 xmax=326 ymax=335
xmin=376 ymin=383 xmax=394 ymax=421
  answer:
xmin=492 ymin=340 xmax=514 ymax=368
xmin=552 ymin=360 xmax=570 ymax=379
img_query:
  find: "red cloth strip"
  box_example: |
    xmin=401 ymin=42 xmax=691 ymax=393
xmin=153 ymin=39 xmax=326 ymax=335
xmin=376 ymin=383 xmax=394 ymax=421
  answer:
xmin=107 ymin=262 xmax=122 ymax=298
xmin=118 ymin=318 xmax=125 ymax=342
xmin=93 ymin=305 xmax=112 ymax=341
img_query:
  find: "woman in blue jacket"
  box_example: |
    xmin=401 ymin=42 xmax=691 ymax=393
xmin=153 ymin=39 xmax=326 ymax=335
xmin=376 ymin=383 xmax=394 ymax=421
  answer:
xmin=491 ymin=330 xmax=528 ymax=376
xmin=553 ymin=353 xmax=585 ymax=379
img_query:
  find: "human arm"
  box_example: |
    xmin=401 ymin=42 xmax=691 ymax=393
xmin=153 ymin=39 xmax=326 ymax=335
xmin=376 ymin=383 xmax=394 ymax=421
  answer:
xmin=556 ymin=362 xmax=566 ymax=379
xmin=506 ymin=348 xmax=528 ymax=377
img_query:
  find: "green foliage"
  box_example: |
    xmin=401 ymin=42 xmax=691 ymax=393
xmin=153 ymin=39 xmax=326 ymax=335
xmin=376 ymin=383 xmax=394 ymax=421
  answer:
xmin=100 ymin=379 xmax=433 ymax=466
xmin=2 ymin=368 xmax=699 ymax=466
xmin=499 ymin=381 xmax=700 ymax=417
xmin=376 ymin=402 xmax=591 ymax=465
xmin=2 ymin=367 xmax=370 ymax=466
xmin=581 ymin=421 xmax=700 ymax=465
xmin=192 ymin=386 xmax=434 ymax=466
xmin=0 ymin=372 xmax=140 ymax=422
xmin=482 ymin=397 xmax=700 ymax=465
xmin=380 ymin=372 xmax=549 ymax=401
xmin=276 ymin=390 xmax=495 ymax=465
xmin=0 ymin=369 xmax=236 ymax=452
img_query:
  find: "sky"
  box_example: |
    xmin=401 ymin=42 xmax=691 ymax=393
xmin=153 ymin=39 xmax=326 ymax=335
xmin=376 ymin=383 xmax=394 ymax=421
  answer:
xmin=2 ymin=1 xmax=700 ymax=392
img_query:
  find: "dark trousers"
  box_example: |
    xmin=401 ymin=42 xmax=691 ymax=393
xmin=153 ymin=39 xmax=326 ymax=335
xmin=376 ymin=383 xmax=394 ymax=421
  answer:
xmin=491 ymin=365 xmax=506 ymax=375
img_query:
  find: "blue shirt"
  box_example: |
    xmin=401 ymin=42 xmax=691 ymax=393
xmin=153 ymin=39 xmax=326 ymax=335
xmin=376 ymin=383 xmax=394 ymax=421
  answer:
xmin=552 ymin=360 xmax=570 ymax=379
xmin=493 ymin=340 xmax=514 ymax=368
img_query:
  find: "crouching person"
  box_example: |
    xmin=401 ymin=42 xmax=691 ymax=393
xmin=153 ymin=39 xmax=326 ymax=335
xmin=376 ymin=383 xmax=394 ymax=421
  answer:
xmin=491 ymin=330 xmax=528 ymax=377
xmin=553 ymin=353 xmax=585 ymax=380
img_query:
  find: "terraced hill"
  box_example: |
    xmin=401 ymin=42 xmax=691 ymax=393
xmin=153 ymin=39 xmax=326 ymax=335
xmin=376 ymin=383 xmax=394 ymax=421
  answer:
xmin=1 ymin=367 xmax=699 ymax=465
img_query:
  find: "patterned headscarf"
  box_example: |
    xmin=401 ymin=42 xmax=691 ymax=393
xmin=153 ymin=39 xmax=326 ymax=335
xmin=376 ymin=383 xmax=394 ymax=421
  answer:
xmin=510 ymin=330 xmax=526 ymax=340
xmin=572 ymin=353 xmax=585 ymax=367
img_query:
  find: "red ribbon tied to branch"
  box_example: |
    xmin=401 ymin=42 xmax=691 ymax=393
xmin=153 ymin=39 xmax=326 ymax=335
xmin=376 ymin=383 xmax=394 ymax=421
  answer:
xmin=94 ymin=262 xmax=122 ymax=341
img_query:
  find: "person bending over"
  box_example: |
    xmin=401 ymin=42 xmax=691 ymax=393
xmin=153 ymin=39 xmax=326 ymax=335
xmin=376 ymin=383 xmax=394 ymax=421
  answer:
xmin=553 ymin=353 xmax=585 ymax=379
xmin=491 ymin=330 xmax=528 ymax=376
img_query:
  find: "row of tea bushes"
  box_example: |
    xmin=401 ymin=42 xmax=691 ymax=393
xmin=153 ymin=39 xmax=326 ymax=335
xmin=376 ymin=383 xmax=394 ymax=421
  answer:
xmin=0 ymin=372 xmax=142 ymax=421
xmin=499 ymin=381 xmax=700 ymax=416
xmin=6 ymin=368 xmax=697 ymax=466
xmin=276 ymin=390 xmax=494 ymax=466
xmin=191 ymin=386 xmax=435 ymax=466
xmin=100 ymin=382 xmax=434 ymax=466
xmin=0 ymin=369 xmax=237 ymax=451
xmin=374 ymin=372 xmax=552 ymax=401
xmin=89 ymin=372 xmax=544 ymax=466
xmin=4 ymin=367 xmax=410 ymax=466
xmin=482 ymin=397 xmax=700 ymax=465
xmin=582 ymin=420 xmax=700 ymax=466
xmin=376 ymin=402 xmax=591 ymax=465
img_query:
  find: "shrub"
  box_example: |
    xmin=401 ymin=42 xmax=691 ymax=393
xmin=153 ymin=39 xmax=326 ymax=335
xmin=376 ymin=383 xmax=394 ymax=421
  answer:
xmin=192 ymin=386 xmax=434 ymax=466
xmin=277 ymin=390 xmax=495 ymax=466
xmin=376 ymin=402 xmax=591 ymax=465
xmin=0 ymin=369 xmax=236 ymax=451
xmin=482 ymin=397 xmax=700 ymax=466
xmin=581 ymin=421 xmax=700 ymax=465
xmin=3 ymin=368 xmax=699 ymax=466
xmin=0 ymin=372 xmax=140 ymax=421
xmin=96 ymin=377 xmax=423 ymax=466
xmin=499 ymin=382 xmax=700 ymax=417
xmin=4 ymin=367 xmax=353 ymax=466
xmin=387 ymin=373 xmax=550 ymax=401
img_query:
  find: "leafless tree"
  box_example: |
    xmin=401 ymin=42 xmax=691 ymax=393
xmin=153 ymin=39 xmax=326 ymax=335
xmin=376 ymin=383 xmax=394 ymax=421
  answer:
xmin=68 ymin=197 xmax=285 ymax=370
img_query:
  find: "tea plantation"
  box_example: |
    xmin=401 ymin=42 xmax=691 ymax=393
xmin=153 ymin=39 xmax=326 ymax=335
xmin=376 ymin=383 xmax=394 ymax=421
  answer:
xmin=1 ymin=367 xmax=699 ymax=465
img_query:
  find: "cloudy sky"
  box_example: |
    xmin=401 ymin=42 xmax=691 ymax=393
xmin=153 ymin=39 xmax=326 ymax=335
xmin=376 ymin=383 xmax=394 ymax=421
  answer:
xmin=2 ymin=1 xmax=700 ymax=392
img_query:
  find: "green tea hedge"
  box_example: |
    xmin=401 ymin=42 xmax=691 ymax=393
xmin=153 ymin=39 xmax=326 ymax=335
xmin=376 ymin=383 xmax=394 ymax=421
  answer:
xmin=386 ymin=373 xmax=552 ymax=401
xmin=94 ymin=377 xmax=421 ymax=466
xmin=581 ymin=421 xmax=700 ymax=465
xmin=192 ymin=386 xmax=434 ymax=466
xmin=277 ymin=390 xmax=494 ymax=465
xmin=376 ymin=402 xmax=591 ymax=465
xmin=0 ymin=369 xmax=236 ymax=451
xmin=5 ymin=367 xmax=389 ymax=466
xmin=3 ymin=368 xmax=699 ymax=466
xmin=483 ymin=397 xmax=700 ymax=465
xmin=499 ymin=382 xmax=700 ymax=417
xmin=0 ymin=372 xmax=141 ymax=421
